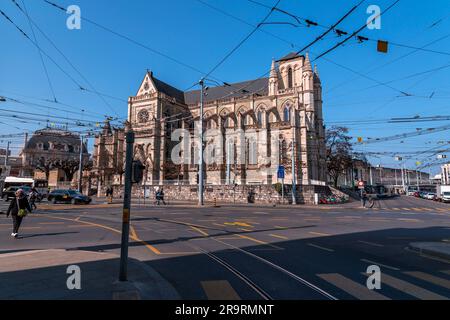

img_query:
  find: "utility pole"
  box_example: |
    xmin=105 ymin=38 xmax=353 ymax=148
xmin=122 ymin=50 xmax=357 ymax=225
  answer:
xmin=369 ymin=165 xmax=373 ymax=185
xmin=416 ymin=170 xmax=420 ymax=192
xmin=119 ymin=122 xmax=134 ymax=282
xmin=291 ymin=111 xmax=297 ymax=205
xmin=198 ymin=79 xmax=205 ymax=206
xmin=4 ymin=141 xmax=10 ymax=166
xmin=77 ymin=135 xmax=84 ymax=193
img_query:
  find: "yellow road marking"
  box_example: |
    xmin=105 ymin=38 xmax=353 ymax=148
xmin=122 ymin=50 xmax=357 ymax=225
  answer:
xmin=238 ymin=228 xmax=253 ymax=232
xmin=421 ymin=208 xmax=434 ymax=212
xmin=404 ymin=271 xmax=450 ymax=289
xmin=318 ymin=273 xmax=390 ymax=300
xmin=307 ymin=243 xmax=334 ymax=252
xmin=369 ymin=219 xmax=390 ymax=222
xmin=269 ymin=234 xmax=288 ymax=240
xmin=274 ymin=225 xmax=288 ymax=229
xmin=391 ymin=208 xmax=401 ymax=211
xmin=45 ymin=215 xmax=161 ymax=255
xmin=201 ymin=280 xmax=241 ymax=300
xmin=309 ymin=231 xmax=331 ymax=236
xmin=364 ymin=273 xmax=447 ymax=300
xmin=224 ymin=222 xmax=253 ymax=228
xmin=402 ymin=208 xmax=412 ymax=211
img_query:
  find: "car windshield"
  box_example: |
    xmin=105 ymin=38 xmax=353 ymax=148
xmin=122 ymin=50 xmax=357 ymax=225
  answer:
xmin=68 ymin=190 xmax=81 ymax=196
xmin=444 ymin=192 xmax=450 ymax=196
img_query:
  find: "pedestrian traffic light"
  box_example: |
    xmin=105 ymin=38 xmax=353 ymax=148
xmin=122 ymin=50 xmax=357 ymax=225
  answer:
xmin=377 ymin=40 xmax=389 ymax=53
xmin=132 ymin=160 xmax=145 ymax=184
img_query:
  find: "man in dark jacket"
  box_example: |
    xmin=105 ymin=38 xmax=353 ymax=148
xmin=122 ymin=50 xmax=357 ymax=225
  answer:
xmin=6 ymin=189 xmax=32 ymax=238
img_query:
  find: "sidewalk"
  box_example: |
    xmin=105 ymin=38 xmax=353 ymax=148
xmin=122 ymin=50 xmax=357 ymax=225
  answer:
xmin=408 ymin=242 xmax=450 ymax=261
xmin=0 ymin=249 xmax=179 ymax=300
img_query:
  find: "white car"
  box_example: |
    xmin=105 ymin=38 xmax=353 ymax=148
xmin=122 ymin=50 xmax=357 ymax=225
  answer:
xmin=424 ymin=193 xmax=436 ymax=200
xmin=442 ymin=192 xmax=450 ymax=203
xmin=407 ymin=191 xmax=416 ymax=196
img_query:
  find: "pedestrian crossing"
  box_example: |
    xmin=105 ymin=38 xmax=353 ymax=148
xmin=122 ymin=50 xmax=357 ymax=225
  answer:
xmin=317 ymin=270 xmax=450 ymax=300
xmin=369 ymin=207 xmax=449 ymax=213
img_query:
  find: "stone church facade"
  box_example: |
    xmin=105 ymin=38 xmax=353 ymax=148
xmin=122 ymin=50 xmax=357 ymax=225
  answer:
xmin=93 ymin=53 xmax=327 ymax=193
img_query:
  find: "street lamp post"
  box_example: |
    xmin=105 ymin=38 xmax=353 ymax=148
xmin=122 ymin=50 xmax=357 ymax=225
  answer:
xmin=198 ymin=79 xmax=205 ymax=206
xmin=77 ymin=135 xmax=84 ymax=193
xmin=291 ymin=110 xmax=297 ymax=205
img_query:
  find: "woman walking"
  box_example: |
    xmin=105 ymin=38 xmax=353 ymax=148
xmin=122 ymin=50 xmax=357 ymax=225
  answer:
xmin=6 ymin=189 xmax=32 ymax=238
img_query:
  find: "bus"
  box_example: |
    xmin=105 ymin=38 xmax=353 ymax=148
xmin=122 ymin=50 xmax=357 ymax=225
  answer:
xmin=0 ymin=177 xmax=48 ymax=199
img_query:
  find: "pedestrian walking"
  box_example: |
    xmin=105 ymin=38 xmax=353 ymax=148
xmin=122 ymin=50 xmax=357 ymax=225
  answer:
xmin=106 ymin=186 xmax=113 ymax=204
xmin=28 ymin=188 xmax=38 ymax=210
xmin=6 ymin=189 xmax=32 ymax=238
xmin=159 ymin=187 xmax=167 ymax=205
xmin=154 ymin=187 xmax=161 ymax=205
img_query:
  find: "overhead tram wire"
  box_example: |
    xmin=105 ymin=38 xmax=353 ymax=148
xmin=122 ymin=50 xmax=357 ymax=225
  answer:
xmin=17 ymin=0 xmax=56 ymax=105
xmin=312 ymin=0 xmax=402 ymax=61
xmin=11 ymin=0 xmax=120 ymax=119
xmin=203 ymin=0 xmax=368 ymax=102
xmin=201 ymin=0 xmax=282 ymax=82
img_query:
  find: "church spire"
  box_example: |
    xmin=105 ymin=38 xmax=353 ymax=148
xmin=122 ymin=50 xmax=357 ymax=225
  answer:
xmin=304 ymin=52 xmax=312 ymax=72
xmin=270 ymin=59 xmax=277 ymax=78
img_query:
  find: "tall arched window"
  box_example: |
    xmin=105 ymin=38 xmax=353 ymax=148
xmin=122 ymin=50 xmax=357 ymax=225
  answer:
xmin=257 ymin=111 xmax=263 ymax=126
xmin=283 ymin=106 xmax=290 ymax=122
xmin=287 ymin=67 xmax=293 ymax=88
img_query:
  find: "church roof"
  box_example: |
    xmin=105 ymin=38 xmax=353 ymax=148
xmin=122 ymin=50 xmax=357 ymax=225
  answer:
xmin=276 ymin=52 xmax=303 ymax=62
xmin=184 ymin=78 xmax=269 ymax=105
xmin=152 ymin=76 xmax=186 ymax=103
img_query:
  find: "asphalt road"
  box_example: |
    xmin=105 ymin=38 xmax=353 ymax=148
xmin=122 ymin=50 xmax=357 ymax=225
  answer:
xmin=0 ymin=195 xmax=449 ymax=300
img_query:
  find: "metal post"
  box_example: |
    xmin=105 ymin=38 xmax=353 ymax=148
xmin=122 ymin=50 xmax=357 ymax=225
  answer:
xmin=78 ymin=135 xmax=83 ymax=193
xmin=291 ymin=112 xmax=297 ymax=205
xmin=281 ymin=178 xmax=284 ymax=205
xmin=4 ymin=141 xmax=10 ymax=166
xmin=369 ymin=166 xmax=373 ymax=185
xmin=416 ymin=170 xmax=420 ymax=192
xmin=119 ymin=123 xmax=134 ymax=282
xmin=198 ymin=79 xmax=205 ymax=206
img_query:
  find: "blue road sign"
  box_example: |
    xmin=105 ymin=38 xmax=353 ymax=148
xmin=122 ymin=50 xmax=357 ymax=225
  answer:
xmin=277 ymin=165 xmax=285 ymax=179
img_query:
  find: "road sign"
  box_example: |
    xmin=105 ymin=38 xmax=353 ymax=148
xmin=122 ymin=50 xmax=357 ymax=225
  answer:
xmin=357 ymin=137 xmax=363 ymax=143
xmin=357 ymin=181 xmax=365 ymax=189
xmin=277 ymin=165 xmax=285 ymax=179
xmin=377 ymin=40 xmax=389 ymax=53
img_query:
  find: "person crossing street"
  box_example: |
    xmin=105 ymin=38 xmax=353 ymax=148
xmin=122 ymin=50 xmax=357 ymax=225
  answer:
xmin=6 ymin=189 xmax=32 ymax=238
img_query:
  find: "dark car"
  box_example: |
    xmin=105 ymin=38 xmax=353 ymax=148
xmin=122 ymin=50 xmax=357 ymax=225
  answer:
xmin=47 ymin=189 xmax=92 ymax=205
xmin=1 ymin=186 xmax=19 ymax=201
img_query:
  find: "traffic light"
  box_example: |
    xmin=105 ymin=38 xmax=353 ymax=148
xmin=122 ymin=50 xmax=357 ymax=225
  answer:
xmin=131 ymin=160 xmax=145 ymax=184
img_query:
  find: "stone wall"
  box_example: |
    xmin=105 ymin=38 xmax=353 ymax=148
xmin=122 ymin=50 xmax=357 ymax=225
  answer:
xmin=111 ymin=183 xmax=332 ymax=205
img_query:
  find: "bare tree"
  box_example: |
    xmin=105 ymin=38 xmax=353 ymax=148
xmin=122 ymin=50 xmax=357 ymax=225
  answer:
xmin=326 ymin=126 xmax=353 ymax=187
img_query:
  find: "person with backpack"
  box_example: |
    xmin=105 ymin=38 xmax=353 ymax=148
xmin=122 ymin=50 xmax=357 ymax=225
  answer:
xmin=6 ymin=189 xmax=32 ymax=238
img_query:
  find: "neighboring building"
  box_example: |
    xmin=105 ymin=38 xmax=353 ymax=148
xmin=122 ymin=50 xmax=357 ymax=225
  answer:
xmin=442 ymin=163 xmax=450 ymax=185
xmin=20 ymin=128 xmax=89 ymax=187
xmin=94 ymin=53 xmax=327 ymax=194
xmin=334 ymin=161 xmax=430 ymax=188
xmin=92 ymin=121 xmax=125 ymax=191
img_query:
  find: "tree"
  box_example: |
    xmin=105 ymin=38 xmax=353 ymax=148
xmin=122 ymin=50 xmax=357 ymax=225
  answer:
xmin=34 ymin=157 xmax=57 ymax=181
xmin=326 ymin=126 xmax=353 ymax=187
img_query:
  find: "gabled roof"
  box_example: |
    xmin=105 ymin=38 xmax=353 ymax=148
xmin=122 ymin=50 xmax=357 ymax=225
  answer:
xmin=184 ymin=78 xmax=269 ymax=105
xmin=276 ymin=52 xmax=303 ymax=62
xmin=152 ymin=77 xmax=185 ymax=104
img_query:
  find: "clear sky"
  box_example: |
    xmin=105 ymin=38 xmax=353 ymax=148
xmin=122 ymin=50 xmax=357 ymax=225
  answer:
xmin=1 ymin=0 xmax=449 ymax=174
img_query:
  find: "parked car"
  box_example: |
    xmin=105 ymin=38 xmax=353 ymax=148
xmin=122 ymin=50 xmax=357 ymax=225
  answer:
xmin=424 ymin=193 xmax=436 ymax=200
xmin=1 ymin=186 xmax=20 ymax=201
xmin=47 ymin=189 xmax=92 ymax=205
xmin=407 ymin=191 xmax=416 ymax=196
xmin=442 ymin=191 xmax=450 ymax=203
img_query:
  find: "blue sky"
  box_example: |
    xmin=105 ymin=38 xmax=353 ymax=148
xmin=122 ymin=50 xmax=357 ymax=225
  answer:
xmin=1 ymin=0 xmax=449 ymax=174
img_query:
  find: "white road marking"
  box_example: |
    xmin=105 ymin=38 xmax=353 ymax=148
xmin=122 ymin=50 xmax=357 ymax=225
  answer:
xmin=307 ymin=243 xmax=334 ymax=252
xmin=360 ymin=259 xmax=400 ymax=271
